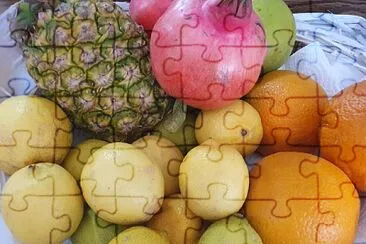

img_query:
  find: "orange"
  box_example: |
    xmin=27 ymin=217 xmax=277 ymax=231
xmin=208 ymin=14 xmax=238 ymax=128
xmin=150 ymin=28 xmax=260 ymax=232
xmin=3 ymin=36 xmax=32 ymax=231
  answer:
xmin=244 ymin=152 xmax=360 ymax=244
xmin=320 ymin=80 xmax=366 ymax=192
xmin=246 ymin=70 xmax=327 ymax=156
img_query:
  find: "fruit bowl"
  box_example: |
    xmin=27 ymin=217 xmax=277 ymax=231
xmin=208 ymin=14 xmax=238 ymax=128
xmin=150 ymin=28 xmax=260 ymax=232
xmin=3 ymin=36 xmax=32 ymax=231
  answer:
xmin=0 ymin=1 xmax=365 ymax=243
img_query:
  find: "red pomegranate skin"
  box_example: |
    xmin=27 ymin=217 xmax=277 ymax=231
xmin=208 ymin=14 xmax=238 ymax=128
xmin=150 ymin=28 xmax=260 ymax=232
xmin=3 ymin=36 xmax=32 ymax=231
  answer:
xmin=130 ymin=0 xmax=173 ymax=31
xmin=150 ymin=0 xmax=267 ymax=110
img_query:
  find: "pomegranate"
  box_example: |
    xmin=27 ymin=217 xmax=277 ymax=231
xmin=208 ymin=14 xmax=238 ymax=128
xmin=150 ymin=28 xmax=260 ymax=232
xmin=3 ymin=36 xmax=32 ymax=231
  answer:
xmin=129 ymin=0 xmax=173 ymax=31
xmin=150 ymin=0 xmax=267 ymax=110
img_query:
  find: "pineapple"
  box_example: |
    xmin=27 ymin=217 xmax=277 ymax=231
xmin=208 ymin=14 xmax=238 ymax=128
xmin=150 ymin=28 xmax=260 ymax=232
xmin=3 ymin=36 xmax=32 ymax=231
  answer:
xmin=14 ymin=0 xmax=170 ymax=142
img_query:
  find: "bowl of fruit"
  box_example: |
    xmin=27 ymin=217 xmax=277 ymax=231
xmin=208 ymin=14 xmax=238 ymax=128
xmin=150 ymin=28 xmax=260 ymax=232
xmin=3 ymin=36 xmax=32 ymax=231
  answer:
xmin=0 ymin=0 xmax=365 ymax=243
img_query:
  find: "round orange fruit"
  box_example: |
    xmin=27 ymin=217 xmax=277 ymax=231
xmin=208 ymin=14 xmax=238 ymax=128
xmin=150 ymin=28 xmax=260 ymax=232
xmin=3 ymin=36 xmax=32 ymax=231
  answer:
xmin=244 ymin=152 xmax=360 ymax=244
xmin=246 ymin=70 xmax=327 ymax=156
xmin=320 ymin=80 xmax=366 ymax=192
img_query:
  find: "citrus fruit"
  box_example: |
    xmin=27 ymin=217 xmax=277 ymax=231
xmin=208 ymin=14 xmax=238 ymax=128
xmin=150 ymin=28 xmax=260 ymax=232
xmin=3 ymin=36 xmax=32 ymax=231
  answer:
xmin=198 ymin=214 xmax=262 ymax=244
xmin=179 ymin=139 xmax=249 ymax=220
xmin=0 ymin=96 xmax=72 ymax=175
xmin=244 ymin=152 xmax=360 ymax=244
xmin=246 ymin=70 xmax=327 ymax=156
xmin=133 ymin=136 xmax=183 ymax=196
xmin=108 ymin=226 xmax=169 ymax=244
xmin=1 ymin=163 xmax=84 ymax=244
xmin=195 ymin=100 xmax=263 ymax=156
xmin=320 ymin=80 xmax=366 ymax=192
xmin=63 ymin=139 xmax=108 ymax=181
xmin=80 ymin=143 xmax=164 ymax=225
xmin=146 ymin=194 xmax=203 ymax=244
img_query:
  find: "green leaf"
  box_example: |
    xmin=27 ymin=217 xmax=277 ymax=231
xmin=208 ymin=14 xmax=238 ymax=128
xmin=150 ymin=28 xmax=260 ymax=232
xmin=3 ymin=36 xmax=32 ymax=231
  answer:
xmin=162 ymin=100 xmax=187 ymax=133
xmin=16 ymin=2 xmax=40 ymax=27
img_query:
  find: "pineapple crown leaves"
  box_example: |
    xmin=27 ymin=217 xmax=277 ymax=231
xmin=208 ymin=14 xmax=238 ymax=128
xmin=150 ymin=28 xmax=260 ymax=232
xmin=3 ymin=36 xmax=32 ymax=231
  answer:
xmin=16 ymin=2 xmax=41 ymax=28
xmin=16 ymin=0 xmax=65 ymax=28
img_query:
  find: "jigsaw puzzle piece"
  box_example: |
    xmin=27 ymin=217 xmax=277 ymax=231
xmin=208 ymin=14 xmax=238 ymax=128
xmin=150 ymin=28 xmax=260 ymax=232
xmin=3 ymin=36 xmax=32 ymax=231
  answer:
xmin=146 ymin=194 xmax=204 ymax=244
xmin=247 ymin=154 xmax=320 ymax=218
xmin=300 ymin=157 xmax=360 ymax=243
xmin=0 ymin=125 xmax=72 ymax=175
xmin=245 ymin=152 xmax=360 ymax=244
xmin=0 ymin=78 xmax=35 ymax=103
xmin=132 ymin=135 xmax=183 ymax=196
xmin=1 ymin=163 xmax=83 ymax=244
xmin=179 ymin=140 xmax=249 ymax=221
xmin=320 ymin=81 xmax=366 ymax=191
xmin=245 ymin=70 xmax=328 ymax=156
xmin=80 ymin=143 xmax=164 ymax=225
xmin=62 ymin=139 xmax=108 ymax=181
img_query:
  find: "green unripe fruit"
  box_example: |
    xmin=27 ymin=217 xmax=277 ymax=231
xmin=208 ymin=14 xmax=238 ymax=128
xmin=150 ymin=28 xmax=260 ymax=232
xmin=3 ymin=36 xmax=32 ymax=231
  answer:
xmin=199 ymin=214 xmax=262 ymax=244
xmin=253 ymin=0 xmax=296 ymax=73
xmin=72 ymin=208 xmax=125 ymax=244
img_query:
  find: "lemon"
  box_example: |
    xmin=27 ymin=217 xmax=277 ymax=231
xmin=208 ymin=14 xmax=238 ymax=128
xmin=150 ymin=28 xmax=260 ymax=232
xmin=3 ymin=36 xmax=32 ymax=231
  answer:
xmin=108 ymin=226 xmax=169 ymax=244
xmin=80 ymin=142 xmax=164 ymax=225
xmin=0 ymin=96 xmax=72 ymax=175
xmin=63 ymin=139 xmax=108 ymax=181
xmin=179 ymin=139 xmax=249 ymax=220
xmin=133 ymin=136 xmax=183 ymax=196
xmin=195 ymin=100 xmax=263 ymax=156
xmin=1 ymin=163 xmax=84 ymax=244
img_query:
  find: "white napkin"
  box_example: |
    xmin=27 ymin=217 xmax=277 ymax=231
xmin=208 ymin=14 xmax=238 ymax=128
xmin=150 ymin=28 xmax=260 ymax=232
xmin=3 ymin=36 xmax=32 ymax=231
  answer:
xmin=280 ymin=13 xmax=366 ymax=96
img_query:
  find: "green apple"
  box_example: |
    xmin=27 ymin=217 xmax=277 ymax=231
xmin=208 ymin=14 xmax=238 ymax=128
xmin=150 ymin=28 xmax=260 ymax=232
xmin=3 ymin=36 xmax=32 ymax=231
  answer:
xmin=253 ymin=0 xmax=296 ymax=73
xmin=198 ymin=214 xmax=262 ymax=244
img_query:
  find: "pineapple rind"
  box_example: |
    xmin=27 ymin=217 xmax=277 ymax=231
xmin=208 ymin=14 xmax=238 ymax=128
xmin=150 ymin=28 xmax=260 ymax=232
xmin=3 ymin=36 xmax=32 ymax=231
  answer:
xmin=24 ymin=0 xmax=169 ymax=142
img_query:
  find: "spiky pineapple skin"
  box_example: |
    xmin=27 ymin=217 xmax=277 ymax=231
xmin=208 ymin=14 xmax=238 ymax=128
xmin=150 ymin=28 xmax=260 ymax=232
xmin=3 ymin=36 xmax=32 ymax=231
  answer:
xmin=23 ymin=0 xmax=169 ymax=142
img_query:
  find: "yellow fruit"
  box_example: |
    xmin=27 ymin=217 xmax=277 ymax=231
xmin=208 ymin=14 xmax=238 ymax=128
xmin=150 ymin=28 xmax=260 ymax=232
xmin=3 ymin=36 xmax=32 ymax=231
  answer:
xmin=1 ymin=163 xmax=84 ymax=244
xmin=244 ymin=152 xmax=360 ymax=244
xmin=133 ymin=136 xmax=183 ymax=196
xmin=320 ymin=81 xmax=366 ymax=192
xmin=146 ymin=194 xmax=204 ymax=244
xmin=0 ymin=96 xmax=72 ymax=175
xmin=179 ymin=139 xmax=249 ymax=220
xmin=63 ymin=139 xmax=108 ymax=181
xmin=80 ymin=142 xmax=164 ymax=225
xmin=195 ymin=100 xmax=263 ymax=156
xmin=109 ymin=226 xmax=169 ymax=244
xmin=246 ymin=70 xmax=327 ymax=156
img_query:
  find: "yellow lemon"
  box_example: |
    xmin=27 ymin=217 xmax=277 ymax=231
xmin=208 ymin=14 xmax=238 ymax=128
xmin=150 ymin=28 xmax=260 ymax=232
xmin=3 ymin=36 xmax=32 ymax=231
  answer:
xmin=179 ymin=139 xmax=249 ymax=220
xmin=63 ymin=139 xmax=108 ymax=181
xmin=0 ymin=96 xmax=72 ymax=175
xmin=133 ymin=136 xmax=183 ymax=196
xmin=1 ymin=163 xmax=84 ymax=244
xmin=108 ymin=226 xmax=169 ymax=244
xmin=80 ymin=142 xmax=164 ymax=225
xmin=195 ymin=100 xmax=263 ymax=156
